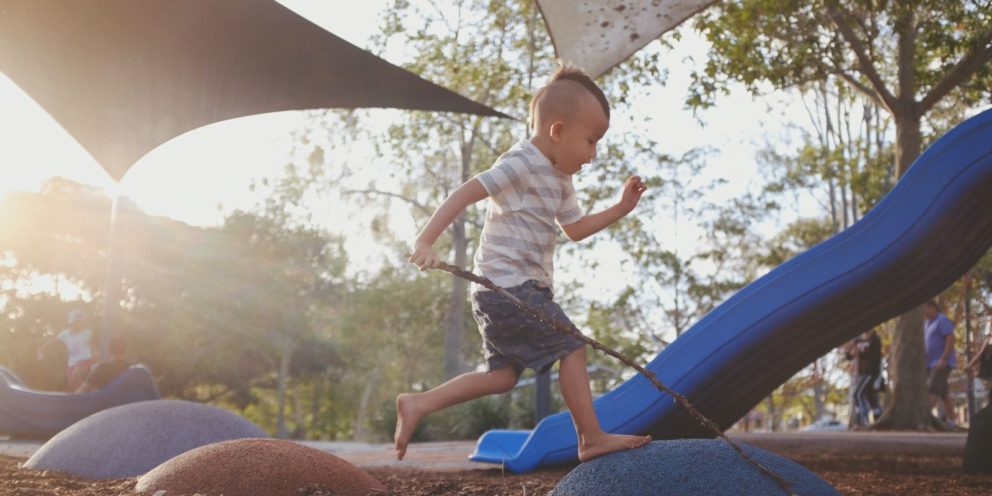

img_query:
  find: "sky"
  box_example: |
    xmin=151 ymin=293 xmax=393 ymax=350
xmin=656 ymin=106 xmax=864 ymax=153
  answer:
xmin=0 ymin=1 xmax=816 ymax=298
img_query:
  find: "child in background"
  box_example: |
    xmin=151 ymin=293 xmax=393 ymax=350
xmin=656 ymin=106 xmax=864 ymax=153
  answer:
xmin=38 ymin=309 xmax=95 ymax=391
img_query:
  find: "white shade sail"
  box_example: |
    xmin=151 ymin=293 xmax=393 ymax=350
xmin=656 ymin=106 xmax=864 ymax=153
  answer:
xmin=537 ymin=0 xmax=718 ymax=78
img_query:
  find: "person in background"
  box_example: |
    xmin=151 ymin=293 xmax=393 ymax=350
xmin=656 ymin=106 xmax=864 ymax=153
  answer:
xmin=965 ymin=317 xmax=992 ymax=408
xmin=923 ymin=300 xmax=958 ymax=427
xmin=845 ymin=329 xmax=883 ymax=427
xmin=38 ymin=309 xmax=95 ymax=392
xmin=76 ymin=335 xmax=132 ymax=393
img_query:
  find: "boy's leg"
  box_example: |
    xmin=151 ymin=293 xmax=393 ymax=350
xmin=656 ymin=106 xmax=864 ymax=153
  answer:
xmin=558 ymin=346 xmax=651 ymax=462
xmin=395 ymin=366 xmax=518 ymax=459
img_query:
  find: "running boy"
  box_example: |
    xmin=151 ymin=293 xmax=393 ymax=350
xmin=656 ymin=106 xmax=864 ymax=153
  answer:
xmin=398 ymin=62 xmax=650 ymax=461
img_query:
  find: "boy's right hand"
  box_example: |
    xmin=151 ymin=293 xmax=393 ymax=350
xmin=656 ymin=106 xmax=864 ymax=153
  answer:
xmin=408 ymin=242 xmax=441 ymax=271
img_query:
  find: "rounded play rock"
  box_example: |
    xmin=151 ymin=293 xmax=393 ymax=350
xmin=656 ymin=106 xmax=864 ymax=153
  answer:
xmin=551 ymin=439 xmax=839 ymax=496
xmin=136 ymin=438 xmax=385 ymax=496
xmin=25 ymin=399 xmax=267 ymax=479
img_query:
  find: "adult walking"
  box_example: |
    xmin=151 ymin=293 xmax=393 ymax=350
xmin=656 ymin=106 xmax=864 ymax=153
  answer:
xmin=924 ymin=300 xmax=958 ymax=427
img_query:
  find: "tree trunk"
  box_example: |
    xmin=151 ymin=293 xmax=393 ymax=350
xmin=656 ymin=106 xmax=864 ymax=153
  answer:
xmin=443 ymin=130 xmax=477 ymax=379
xmin=353 ymin=365 xmax=381 ymax=441
xmin=276 ymin=336 xmax=293 ymax=439
xmin=765 ymin=394 xmax=777 ymax=431
xmin=444 ymin=216 xmax=469 ymax=379
xmin=875 ymin=110 xmax=931 ymax=429
xmin=310 ymin=379 xmax=322 ymax=440
xmin=813 ymin=359 xmax=826 ymax=421
xmin=876 ymin=306 xmax=931 ymax=429
xmin=292 ymin=390 xmax=305 ymax=439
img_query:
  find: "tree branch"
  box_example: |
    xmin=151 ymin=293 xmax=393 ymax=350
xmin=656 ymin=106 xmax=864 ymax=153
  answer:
xmin=341 ymin=188 xmax=483 ymax=231
xmin=919 ymin=32 xmax=992 ymax=114
xmin=824 ymin=2 xmax=897 ymax=113
xmin=342 ymin=188 xmax=433 ymax=217
xmin=836 ymin=71 xmax=887 ymax=108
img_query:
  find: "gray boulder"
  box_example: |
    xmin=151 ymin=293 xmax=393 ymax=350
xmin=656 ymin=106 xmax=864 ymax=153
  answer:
xmin=25 ymin=399 xmax=267 ymax=479
xmin=551 ymin=439 xmax=839 ymax=496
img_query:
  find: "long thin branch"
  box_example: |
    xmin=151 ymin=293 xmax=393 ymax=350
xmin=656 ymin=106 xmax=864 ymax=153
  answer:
xmin=428 ymin=261 xmax=796 ymax=495
xmin=825 ymin=1 xmax=897 ymax=113
xmin=837 ymin=71 xmax=887 ymax=108
xmin=343 ymin=188 xmax=483 ymax=231
xmin=919 ymin=35 xmax=992 ymax=114
xmin=342 ymin=189 xmax=433 ymax=217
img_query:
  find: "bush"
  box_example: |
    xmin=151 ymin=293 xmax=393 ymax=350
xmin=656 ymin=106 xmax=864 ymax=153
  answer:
xmin=450 ymin=396 xmax=510 ymax=439
xmin=370 ymin=395 xmax=511 ymax=442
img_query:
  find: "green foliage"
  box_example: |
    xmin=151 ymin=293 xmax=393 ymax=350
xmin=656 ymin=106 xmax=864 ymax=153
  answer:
xmin=696 ymin=0 xmax=991 ymax=427
xmin=690 ymin=0 xmax=992 ymax=114
xmin=449 ymin=396 xmax=510 ymax=439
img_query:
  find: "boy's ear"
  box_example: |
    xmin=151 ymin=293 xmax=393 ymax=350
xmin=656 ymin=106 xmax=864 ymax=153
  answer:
xmin=549 ymin=120 xmax=565 ymax=143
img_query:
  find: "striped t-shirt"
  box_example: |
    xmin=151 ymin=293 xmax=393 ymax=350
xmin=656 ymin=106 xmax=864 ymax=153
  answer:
xmin=473 ymin=140 xmax=583 ymax=291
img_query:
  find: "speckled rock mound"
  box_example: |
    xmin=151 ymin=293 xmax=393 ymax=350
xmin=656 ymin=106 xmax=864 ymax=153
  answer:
xmin=136 ymin=438 xmax=385 ymax=496
xmin=551 ymin=439 xmax=840 ymax=496
xmin=25 ymin=400 xmax=268 ymax=479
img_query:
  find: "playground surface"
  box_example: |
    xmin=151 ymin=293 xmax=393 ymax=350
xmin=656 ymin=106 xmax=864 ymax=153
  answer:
xmin=0 ymin=431 xmax=988 ymax=495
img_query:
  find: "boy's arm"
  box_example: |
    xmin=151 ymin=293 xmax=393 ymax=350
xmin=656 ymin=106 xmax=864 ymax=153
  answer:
xmin=408 ymin=178 xmax=489 ymax=270
xmin=561 ymin=176 xmax=646 ymax=242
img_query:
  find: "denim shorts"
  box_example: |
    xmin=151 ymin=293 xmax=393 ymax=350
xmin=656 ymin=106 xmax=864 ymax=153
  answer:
xmin=470 ymin=280 xmax=586 ymax=375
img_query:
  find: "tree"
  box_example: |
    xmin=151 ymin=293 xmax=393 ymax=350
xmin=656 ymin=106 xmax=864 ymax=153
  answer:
xmin=0 ymin=178 xmax=207 ymax=390
xmin=692 ymin=0 xmax=992 ymax=430
xmin=317 ymin=0 xmax=677 ymax=381
xmin=757 ymin=81 xmax=900 ymax=425
xmin=313 ymin=0 xmax=549 ymax=379
xmin=332 ymin=267 xmax=452 ymax=440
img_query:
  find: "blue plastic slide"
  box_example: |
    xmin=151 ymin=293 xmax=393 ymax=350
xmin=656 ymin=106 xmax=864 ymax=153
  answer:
xmin=470 ymin=107 xmax=992 ymax=472
xmin=0 ymin=364 xmax=160 ymax=438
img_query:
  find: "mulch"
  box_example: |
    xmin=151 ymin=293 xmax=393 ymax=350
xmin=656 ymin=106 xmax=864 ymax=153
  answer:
xmin=1 ymin=453 xmax=989 ymax=495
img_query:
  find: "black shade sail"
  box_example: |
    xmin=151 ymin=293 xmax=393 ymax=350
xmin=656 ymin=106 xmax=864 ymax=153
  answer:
xmin=0 ymin=0 xmax=509 ymax=181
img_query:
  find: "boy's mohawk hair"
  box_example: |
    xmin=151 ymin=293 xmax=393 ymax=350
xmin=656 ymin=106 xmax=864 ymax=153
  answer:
xmin=549 ymin=60 xmax=610 ymax=120
xmin=528 ymin=60 xmax=610 ymax=130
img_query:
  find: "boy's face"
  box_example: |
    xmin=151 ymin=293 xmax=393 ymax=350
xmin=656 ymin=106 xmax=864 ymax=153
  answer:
xmin=551 ymin=99 xmax=608 ymax=175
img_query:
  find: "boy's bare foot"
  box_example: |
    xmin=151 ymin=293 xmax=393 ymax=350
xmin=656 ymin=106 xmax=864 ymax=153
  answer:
xmin=578 ymin=432 xmax=651 ymax=462
xmin=394 ymin=393 xmax=424 ymax=460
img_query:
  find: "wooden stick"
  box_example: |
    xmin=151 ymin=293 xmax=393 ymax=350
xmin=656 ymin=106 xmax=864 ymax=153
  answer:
xmin=430 ymin=261 xmax=795 ymax=494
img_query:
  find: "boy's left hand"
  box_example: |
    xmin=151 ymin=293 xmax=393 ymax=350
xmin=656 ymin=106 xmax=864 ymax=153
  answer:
xmin=619 ymin=176 xmax=647 ymax=213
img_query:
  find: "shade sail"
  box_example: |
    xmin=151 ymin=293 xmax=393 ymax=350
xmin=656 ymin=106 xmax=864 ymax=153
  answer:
xmin=0 ymin=0 xmax=509 ymax=181
xmin=537 ymin=0 xmax=718 ymax=78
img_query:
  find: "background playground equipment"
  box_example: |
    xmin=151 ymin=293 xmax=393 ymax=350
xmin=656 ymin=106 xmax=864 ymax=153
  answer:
xmin=470 ymin=107 xmax=992 ymax=472
xmin=0 ymin=364 xmax=159 ymax=438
